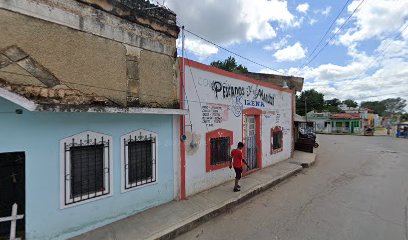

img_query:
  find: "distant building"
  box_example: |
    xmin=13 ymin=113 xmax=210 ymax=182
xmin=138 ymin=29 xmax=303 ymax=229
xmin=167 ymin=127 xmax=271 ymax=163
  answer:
xmin=330 ymin=113 xmax=362 ymax=134
xmin=306 ymin=111 xmax=331 ymax=133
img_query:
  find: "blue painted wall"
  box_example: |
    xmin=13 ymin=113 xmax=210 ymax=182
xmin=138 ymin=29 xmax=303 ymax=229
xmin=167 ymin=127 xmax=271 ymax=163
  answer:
xmin=0 ymin=97 xmax=175 ymax=240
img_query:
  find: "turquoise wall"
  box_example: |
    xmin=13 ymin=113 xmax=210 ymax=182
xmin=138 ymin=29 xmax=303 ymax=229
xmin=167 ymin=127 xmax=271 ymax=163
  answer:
xmin=0 ymin=97 xmax=175 ymax=240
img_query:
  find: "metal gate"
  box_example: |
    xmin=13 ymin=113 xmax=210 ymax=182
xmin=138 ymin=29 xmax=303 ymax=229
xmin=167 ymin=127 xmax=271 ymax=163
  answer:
xmin=246 ymin=116 xmax=257 ymax=170
xmin=0 ymin=152 xmax=25 ymax=240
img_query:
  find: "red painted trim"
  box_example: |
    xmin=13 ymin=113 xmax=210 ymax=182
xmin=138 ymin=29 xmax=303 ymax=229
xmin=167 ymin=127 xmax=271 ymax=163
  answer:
xmin=242 ymin=108 xmax=262 ymax=176
xmin=206 ymin=128 xmax=234 ymax=172
xmin=181 ymin=58 xmax=293 ymax=94
xmin=179 ymin=60 xmax=186 ymax=200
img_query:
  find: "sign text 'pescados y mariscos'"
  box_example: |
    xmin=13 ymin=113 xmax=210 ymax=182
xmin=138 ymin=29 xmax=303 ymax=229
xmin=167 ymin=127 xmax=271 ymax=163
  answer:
xmin=211 ymin=81 xmax=275 ymax=106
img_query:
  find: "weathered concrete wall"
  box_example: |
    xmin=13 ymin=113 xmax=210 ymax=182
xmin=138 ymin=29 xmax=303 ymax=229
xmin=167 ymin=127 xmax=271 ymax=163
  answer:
xmin=139 ymin=50 xmax=178 ymax=108
xmin=0 ymin=8 xmax=127 ymax=104
xmin=0 ymin=0 xmax=179 ymax=108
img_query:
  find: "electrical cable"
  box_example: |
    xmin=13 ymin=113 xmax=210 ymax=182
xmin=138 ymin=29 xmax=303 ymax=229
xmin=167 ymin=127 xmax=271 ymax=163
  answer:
xmin=298 ymin=0 xmax=366 ymax=70
xmin=298 ymin=0 xmax=351 ymax=69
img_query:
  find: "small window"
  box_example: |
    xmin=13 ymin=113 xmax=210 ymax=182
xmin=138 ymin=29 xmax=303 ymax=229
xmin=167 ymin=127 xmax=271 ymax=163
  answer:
xmin=325 ymin=121 xmax=330 ymax=127
xmin=60 ymin=131 xmax=112 ymax=208
xmin=206 ymin=129 xmax=233 ymax=172
xmin=271 ymin=127 xmax=283 ymax=154
xmin=210 ymin=137 xmax=231 ymax=166
xmin=121 ymin=130 xmax=157 ymax=192
xmin=70 ymin=145 xmax=105 ymax=198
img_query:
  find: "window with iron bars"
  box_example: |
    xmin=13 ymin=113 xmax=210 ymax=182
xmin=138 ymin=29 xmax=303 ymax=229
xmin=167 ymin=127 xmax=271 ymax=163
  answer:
xmin=210 ymin=137 xmax=231 ymax=165
xmin=273 ymin=131 xmax=283 ymax=150
xmin=122 ymin=130 xmax=157 ymax=191
xmin=271 ymin=127 xmax=283 ymax=154
xmin=60 ymin=131 xmax=112 ymax=208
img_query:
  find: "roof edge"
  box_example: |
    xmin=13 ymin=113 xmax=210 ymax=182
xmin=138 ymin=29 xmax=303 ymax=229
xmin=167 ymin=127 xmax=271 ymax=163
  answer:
xmin=0 ymin=88 xmax=187 ymax=115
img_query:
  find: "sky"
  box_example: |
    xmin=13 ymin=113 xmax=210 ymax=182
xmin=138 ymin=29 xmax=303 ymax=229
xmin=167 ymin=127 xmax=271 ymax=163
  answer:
xmin=160 ymin=0 xmax=408 ymax=111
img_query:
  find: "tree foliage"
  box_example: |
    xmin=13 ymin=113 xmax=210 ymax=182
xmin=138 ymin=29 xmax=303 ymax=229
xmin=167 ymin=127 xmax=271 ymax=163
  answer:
xmin=342 ymin=99 xmax=358 ymax=108
xmin=382 ymin=97 xmax=407 ymax=114
xmin=361 ymin=98 xmax=406 ymax=116
xmin=210 ymin=56 xmax=249 ymax=74
xmin=323 ymin=98 xmax=341 ymax=113
xmin=296 ymin=89 xmax=325 ymax=116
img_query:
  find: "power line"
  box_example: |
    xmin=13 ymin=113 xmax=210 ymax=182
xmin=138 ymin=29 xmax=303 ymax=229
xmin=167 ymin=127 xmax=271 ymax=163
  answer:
xmin=350 ymin=22 xmax=408 ymax=80
xmin=299 ymin=0 xmax=351 ymax=68
xmin=184 ymin=50 xmax=209 ymax=131
xmin=0 ymin=69 xmax=293 ymax=110
xmin=299 ymin=0 xmax=366 ymax=70
xmin=183 ymin=28 xmax=289 ymax=76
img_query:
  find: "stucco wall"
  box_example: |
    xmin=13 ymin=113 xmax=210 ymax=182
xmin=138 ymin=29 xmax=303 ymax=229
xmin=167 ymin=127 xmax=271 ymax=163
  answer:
xmin=0 ymin=97 xmax=176 ymax=240
xmin=0 ymin=5 xmax=179 ymax=108
xmin=183 ymin=64 xmax=293 ymax=196
xmin=0 ymin=9 xmax=127 ymax=104
xmin=139 ymin=50 xmax=178 ymax=107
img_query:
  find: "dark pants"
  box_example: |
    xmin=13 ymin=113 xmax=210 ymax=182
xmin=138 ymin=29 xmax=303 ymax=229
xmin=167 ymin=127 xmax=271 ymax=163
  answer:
xmin=234 ymin=167 xmax=243 ymax=180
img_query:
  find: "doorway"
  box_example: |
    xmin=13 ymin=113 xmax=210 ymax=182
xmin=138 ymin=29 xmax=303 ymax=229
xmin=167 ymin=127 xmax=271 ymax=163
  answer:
xmin=242 ymin=108 xmax=262 ymax=173
xmin=0 ymin=152 xmax=25 ymax=239
xmin=246 ymin=116 xmax=257 ymax=170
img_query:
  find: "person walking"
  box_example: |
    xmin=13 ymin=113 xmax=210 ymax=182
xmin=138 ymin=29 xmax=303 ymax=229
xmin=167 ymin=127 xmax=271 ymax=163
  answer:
xmin=229 ymin=142 xmax=248 ymax=192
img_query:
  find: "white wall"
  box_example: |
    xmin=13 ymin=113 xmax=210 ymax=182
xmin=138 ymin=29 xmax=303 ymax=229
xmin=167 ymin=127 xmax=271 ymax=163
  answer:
xmin=183 ymin=64 xmax=293 ymax=196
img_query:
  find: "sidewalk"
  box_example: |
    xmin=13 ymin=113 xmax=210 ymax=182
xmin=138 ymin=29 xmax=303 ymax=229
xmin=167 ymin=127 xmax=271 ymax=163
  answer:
xmin=72 ymin=152 xmax=316 ymax=240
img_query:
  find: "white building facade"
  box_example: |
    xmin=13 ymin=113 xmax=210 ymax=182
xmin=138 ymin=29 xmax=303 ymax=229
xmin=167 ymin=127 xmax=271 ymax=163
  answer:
xmin=180 ymin=59 xmax=295 ymax=197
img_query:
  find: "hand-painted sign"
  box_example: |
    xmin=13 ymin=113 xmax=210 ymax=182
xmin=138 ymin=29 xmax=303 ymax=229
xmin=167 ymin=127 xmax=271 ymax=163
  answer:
xmin=211 ymin=80 xmax=275 ymax=106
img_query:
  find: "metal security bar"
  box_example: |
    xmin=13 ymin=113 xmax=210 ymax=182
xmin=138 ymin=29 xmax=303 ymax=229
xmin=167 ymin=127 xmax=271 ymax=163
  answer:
xmin=210 ymin=137 xmax=231 ymax=165
xmin=64 ymin=135 xmax=110 ymax=206
xmin=124 ymin=134 xmax=156 ymax=190
xmin=246 ymin=135 xmax=257 ymax=169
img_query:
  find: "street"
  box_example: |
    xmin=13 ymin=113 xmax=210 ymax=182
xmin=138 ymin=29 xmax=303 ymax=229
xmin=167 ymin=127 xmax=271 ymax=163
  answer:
xmin=176 ymin=135 xmax=408 ymax=240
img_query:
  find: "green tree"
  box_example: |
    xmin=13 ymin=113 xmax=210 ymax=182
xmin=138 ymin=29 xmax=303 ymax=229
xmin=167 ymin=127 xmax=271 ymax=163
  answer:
xmin=342 ymin=99 xmax=358 ymax=108
xmin=360 ymin=101 xmax=386 ymax=116
xmin=296 ymin=89 xmax=325 ymax=116
xmin=361 ymin=98 xmax=407 ymax=116
xmin=382 ymin=97 xmax=407 ymax=114
xmin=210 ymin=56 xmax=249 ymax=73
xmin=323 ymin=98 xmax=341 ymax=113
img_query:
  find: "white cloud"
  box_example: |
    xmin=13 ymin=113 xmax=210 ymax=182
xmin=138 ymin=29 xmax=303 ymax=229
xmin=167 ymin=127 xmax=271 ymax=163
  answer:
xmin=315 ymin=6 xmax=332 ymax=16
xmin=177 ymin=39 xmax=218 ymax=58
xmin=292 ymin=43 xmax=408 ymax=107
xmin=336 ymin=17 xmax=346 ymax=26
xmin=296 ymin=3 xmax=309 ymax=14
xmin=339 ymin=0 xmax=408 ymax=46
xmin=165 ymin=0 xmax=298 ymax=57
xmin=273 ymin=42 xmax=306 ymax=62
xmin=166 ymin=0 xmax=296 ymax=44
xmin=264 ymin=37 xmax=289 ymax=51
xmin=309 ymin=18 xmax=317 ymax=25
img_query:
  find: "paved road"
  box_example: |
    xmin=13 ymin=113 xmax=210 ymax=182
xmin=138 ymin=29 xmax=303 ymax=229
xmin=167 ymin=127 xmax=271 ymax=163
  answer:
xmin=176 ymin=135 xmax=408 ymax=240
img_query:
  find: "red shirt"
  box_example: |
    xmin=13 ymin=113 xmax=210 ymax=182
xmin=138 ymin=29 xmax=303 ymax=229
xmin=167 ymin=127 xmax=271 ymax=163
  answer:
xmin=231 ymin=149 xmax=243 ymax=168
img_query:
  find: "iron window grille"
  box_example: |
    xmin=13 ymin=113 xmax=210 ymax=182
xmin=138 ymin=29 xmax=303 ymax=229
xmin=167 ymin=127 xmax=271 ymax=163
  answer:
xmin=61 ymin=132 xmax=112 ymax=207
xmin=122 ymin=130 xmax=157 ymax=191
xmin=210 ymin=137 xmax=231 ymax=166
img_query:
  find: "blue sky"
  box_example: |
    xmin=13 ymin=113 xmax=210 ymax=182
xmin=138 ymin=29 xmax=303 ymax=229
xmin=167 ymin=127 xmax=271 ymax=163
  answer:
xmin=162 ymin=0 xmax=408 ymax=110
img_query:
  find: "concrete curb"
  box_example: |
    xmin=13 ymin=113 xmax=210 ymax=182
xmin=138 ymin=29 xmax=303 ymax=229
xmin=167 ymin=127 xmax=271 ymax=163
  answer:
xmin=153 ymin=165 xmax=303 ymax=240
xmin=289 ymin=151 xmax=317 ymax=168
